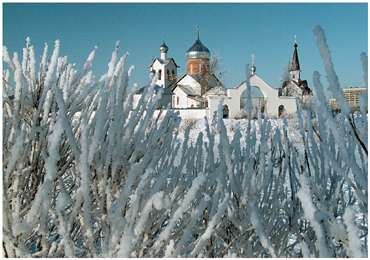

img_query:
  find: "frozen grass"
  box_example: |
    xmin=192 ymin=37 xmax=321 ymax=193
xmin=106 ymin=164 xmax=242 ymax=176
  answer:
xmin=2 ymin=26 xmax=367 ymax=257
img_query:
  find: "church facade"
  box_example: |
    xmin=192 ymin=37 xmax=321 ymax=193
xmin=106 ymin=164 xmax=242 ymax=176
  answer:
xmin=134 ymin=34 xmax=312 ymax=119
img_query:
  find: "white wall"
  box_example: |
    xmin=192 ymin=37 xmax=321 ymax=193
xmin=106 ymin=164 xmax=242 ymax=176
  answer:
xmin=231 ymin=74 xmax=297 ymax=117
xmin=172 ymin=75 xmax=203 ymax=109
xmin=276 ymin=97 xmax=297 ymax=116
xmin=172 ymin=88 xmax=188 ymax=108
xmin=187 ymin=98 xmax=202 ymax=108
xmin=207 ymin=95 xmax=240 ymax=118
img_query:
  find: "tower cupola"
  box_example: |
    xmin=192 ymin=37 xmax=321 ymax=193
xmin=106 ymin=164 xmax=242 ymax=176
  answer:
xmin=250 ymin=54 xmax=256 ymax=75
xmin=186 ymin=37 xmax=210 ymax=59
xmin=160 ymin=41 xmax=169 ymax=60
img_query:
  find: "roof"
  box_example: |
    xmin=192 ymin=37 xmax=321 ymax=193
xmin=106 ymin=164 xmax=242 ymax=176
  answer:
xmin=204 ymin=86 xmax=227 ymax=96
xmin=233 ymin=75 xmax=280 ymax=90
xmin=170 ymin=74 xmax=188 ymax=91
xmin=291 ymin=43 xmax=300 ymax=71
xmin=171 ymin=73 xmax=224 ymax=92
xmin=148 ymin=57 xmax=180 ymax=68
xmin=186 ymin=38 xmax=210 ymax=54
xmin=191 ymin=73 xmax=224 ymax=89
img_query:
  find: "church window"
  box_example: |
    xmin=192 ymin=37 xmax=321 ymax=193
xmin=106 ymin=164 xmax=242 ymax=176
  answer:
xmin=167 ymin=69 xmax=170 ymax=80
xmin=172 ymin=69 xmax=175 ymax=78
xmin=177 ymin=96 xmax=180 ymax=105
xmin=158 ymin=69 xmax=162 ymax=80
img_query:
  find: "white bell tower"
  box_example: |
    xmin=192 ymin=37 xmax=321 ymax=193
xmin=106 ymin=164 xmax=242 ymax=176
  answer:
xmin=149 ymin=41 xmax=178 ymax=88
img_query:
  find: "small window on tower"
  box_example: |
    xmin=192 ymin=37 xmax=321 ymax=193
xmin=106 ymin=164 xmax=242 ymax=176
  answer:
xmin=172 ymin=69 xmax=175 ymax=78
xmin=158 ymin=69 xmax=162 ymax=80
xmin=177 ymin=96 xmax=180 ymax=105
xmin=167 ymin=69 xmax=170 ymax=80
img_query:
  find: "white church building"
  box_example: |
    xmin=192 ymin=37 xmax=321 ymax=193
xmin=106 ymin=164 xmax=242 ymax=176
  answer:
xmin=134 ymin=33 xmax=311 ymax=119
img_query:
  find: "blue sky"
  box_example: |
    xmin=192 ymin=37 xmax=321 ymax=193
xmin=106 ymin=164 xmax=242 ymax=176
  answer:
xmin=3 ymin=3 xmax=368 ymax=88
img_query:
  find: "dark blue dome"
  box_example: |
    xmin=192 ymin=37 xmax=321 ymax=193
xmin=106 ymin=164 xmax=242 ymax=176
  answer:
xmin=186 ymin=39 xmax=210 ymax=53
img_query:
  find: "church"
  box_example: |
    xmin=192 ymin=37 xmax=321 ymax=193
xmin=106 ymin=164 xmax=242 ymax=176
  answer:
xmin=134 ymin=33 xmax=312 ymax=119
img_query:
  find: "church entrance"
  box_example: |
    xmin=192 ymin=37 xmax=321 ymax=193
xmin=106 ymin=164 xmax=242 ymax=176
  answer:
xmin=223 ymin=105 xmax=229 ymax=119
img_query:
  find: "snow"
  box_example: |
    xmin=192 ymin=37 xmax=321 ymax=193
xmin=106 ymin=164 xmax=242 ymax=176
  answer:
xmin=343 ymin=207 xmax=364 ymax=257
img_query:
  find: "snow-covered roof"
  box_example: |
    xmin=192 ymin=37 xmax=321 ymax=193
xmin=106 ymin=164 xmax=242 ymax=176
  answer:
xmin=190 ymin=73 xmax=224 ymax=89
xmin=171 ymin=73 xmax=224 ymax=95
xmin=148 ymin=58 xmax=180 ymax=68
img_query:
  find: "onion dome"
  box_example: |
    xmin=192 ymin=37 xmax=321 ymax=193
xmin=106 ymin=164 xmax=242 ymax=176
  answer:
xmin=186 ymin=36 xmax=210 ymax=59
xmin=160 ymin=41 xmax=168 ymax=53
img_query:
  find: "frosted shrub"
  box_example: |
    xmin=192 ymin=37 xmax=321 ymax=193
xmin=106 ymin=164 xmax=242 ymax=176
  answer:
xmin=3 ymin=26 xmax=367 ymax=258
xmin=181 ymin=118 xmax=198 ymax=130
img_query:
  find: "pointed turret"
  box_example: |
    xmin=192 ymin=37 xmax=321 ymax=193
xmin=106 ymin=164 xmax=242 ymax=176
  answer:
xmin=289 ymin=37 xmax=301 ymax=81
xmin=291 ymin=42 xmax=300 ymax=71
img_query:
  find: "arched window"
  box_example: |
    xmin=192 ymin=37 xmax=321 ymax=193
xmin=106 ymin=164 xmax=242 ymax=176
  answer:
xmin=172 ymin=69 xmax=175 ymax=79
xmin=158 ymin=69 xmax=162 ymax=80
xmin=167 ymin=69 xmax=170 ymax=80
xmin=177 ymin=96 xmax=180 ymax=105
